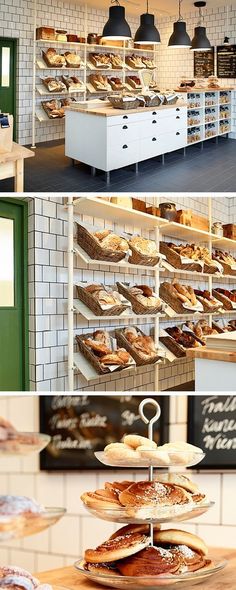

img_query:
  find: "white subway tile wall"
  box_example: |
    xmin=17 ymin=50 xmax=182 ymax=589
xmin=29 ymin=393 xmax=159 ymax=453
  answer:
xmin=0 ymin=394 xmax=235 ymax=571
xmin=23 ymin=195 xmax=233 ymax=392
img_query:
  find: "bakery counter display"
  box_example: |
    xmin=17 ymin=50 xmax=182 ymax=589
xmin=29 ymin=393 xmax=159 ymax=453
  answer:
xmin=76 ymin=399 xmax=225 ymax=590
xmin=0 ymin=495 xmax=66 ymax=542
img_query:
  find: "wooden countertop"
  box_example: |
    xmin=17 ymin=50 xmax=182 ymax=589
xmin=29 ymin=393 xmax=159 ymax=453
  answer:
xmin=186 ymin=348 xmax=236 ymax=362
xmin=65 ymin=100 xmax=187 ymax=117
xmin=176 ymin=87 xmax=235 ymax=93
xmin=36 ymin=549 xmax=234 ymax=589
xmin=0 ymin=142 xmax=34 ymax=163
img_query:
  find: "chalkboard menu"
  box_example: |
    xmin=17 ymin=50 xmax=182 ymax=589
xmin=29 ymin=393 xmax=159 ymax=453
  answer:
xmin=40 ymin=395 xmax=169 ymax=471
xmin=188 ymin=395 xmax=236 ymax=469
xmin=194 ymin=48 xmax=215 ymax=78
xmin=217 ymin=45 xmax=236 ymax=78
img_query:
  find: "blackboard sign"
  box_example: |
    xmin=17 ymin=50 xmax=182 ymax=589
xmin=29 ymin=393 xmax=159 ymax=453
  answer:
xmin=40 ymin=395 xmax=169 ymax=471
xmin=188 ymin=395 xmax=236 ymax=469
xmin=194 ymin=48 xmax=215 ymax=78
xmin=217 ymin=45 xmax=236 ymax=78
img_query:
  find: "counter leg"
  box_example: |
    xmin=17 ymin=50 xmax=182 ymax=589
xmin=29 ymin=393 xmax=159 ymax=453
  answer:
xmin=106 ymin=171 xmax=110 ymax=185
xmin=162 ymin=154 xmax=165 ymax=166
xmin=135 ymin=162 xmax=139 ymax=174
xmin=200 ymin=141 xmax=204 ymax=151
xmin=14 ymin=158 xmax=24 ymax=192
xmin=71 ymin=158 xmax=75 ymax=167
xmin=91 ymin=166 xmax=96 ymax=176
xmin=215 ymin=136 xmax=219 ymax=145
xmin=183 ymin=147 xmax=186 ymax=157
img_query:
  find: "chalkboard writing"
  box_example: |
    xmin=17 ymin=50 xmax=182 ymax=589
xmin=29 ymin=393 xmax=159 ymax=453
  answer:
xmin=40 ymin=395 xmax=169 ymax=470
xmin=188 ymin=395 xmax=236 ymax=469
xmin=217 ymin=45 xmax=236 ymax=78
xmin=194 ymin=48 xmax=215 ymax=78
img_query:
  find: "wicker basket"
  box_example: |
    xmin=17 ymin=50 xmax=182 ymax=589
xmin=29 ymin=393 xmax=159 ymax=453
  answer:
xmin=203 ymin=261 xmax=221 ymax=274
xmin=163 ymin=95 xmax=178 ymax=105
xmin=195 ymin=295 xmax=222 ymax=313
xmin=76 ymin=333 xmax=132 ymax=374
xmin=115 ymin=327 xmax=161 ymax=366
xmin=108 ymin=95 xmax=144 ymax=110
xmin=116 ymin=282 xmax=163 ymax=315
xmin=128 ymin=243 xmax=160 ymax=267
xmin=143 ymin=94 xmax=163 ymax=107
xmin=160 ymin=242 xmax=202 ymax=272
xmin=76 ymin=223 xmax=127 ymax=263
xmin=159 ymin=335 xmax=186 ymax=358
xmin=212 ymin=290 xmax=236 ymax=311
xmin=42 ymin=51 xmax=64 ymax=68
xmin=41 ymin=101 xmax=65 ymax=119
xmin=76 ymin=285 xmax=129 ymax=316
xmin=213 ymin=258 xmax=236 ymax=277
xmin=212 ymin=322 xmax=225 ymax=334
xmin=159 ymin=283 xmax=196 ymax=315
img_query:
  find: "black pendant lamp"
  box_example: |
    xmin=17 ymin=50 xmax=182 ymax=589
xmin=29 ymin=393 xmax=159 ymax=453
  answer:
xmin=134 ymin=0 xmax=161 ymax=45
xmin=102 ymin=0 xmax=132 ymax=40
xmin=168 ymin=0 xmax=191 ymax=48
xmin=190 ymin=1 xmax=211 ymax=51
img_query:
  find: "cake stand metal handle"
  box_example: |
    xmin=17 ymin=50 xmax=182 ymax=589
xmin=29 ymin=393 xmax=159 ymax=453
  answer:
xmin=139 ymin=398 xmax=161 ymax=548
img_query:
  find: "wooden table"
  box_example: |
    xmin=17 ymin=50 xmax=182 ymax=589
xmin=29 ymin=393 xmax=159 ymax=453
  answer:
xmin=186 ymin=347 xmax=236 ymax=391
xmin=37 ymin=549 xmax=235 ymax=590
xmin=0 ymin=142 xmax=34 ymax=191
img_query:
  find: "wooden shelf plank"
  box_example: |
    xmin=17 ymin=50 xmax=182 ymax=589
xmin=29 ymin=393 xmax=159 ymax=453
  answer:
xmin=160 ymin=221 xmax=215 ymax=243
xmin=73 ymin=196 xmax=169 ymax=229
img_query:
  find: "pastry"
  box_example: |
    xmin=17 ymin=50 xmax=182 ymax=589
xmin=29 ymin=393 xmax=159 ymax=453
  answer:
xmin=101 ymin=350 xmax=131 ymax=366
xmin=123 ymin=434 xmax=157 ymax=450
xmin=64 ymin=52 xmax=81 ymax=67
xmin=110 ymin=523 xmax=161 ymax=540
xmin=126 ymin=55 xmax=145 ymax=69
xmin=93 ymin=330 xmax=111 ymax=348
xmin=160 ymin=442 xmax=203 ymax=465
xmin=137 ymin=446 xmax=171 ymax=466
xmin=119 ymin=481 xmax=192 ymax=508
xmin=123 ymin=328 xmax=158 ymax=359
xmin=116 ymin=546 xmax=180 ymax=576
xmin=84 ymin=531 xmax=150 ymax=563
xmin=93 ymin=231 xmax=129 ymax=253
xmin=0 ymin=568 xmax=39 ymax=590
xmin=153 ymin=529 xmax=208 ymax=556
xmin=43 ymin=49 xmax=66 ymax=67
xmin=0 ymin=496 xmax=43 ymax=516
xmin=83 ymin=339 xmax=111 ymax=356
xmin=81 ymin=490 xmax=121 ymax=510
xmin=129 ymin=237 xmax=158 ymax=257
xmin=155 ymin=474 xmax=199 ymax=496
xmin=84 ymin=562 xmax=120 ymax=576
xmin=104 ymin=443 xmax=139 ymax=463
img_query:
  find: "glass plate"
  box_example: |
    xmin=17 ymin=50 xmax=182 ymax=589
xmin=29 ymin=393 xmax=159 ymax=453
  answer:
xmin=95 ymin=450 xmax=205 ymax=468
xmin=0 ymin=433 xmax=51 ymax=455
xmin=75 ymin=558 xmax=227 ymax=590
xmin=82 ymin=501 xmax=215 ymax=524
xmin=0 ymin=507 xmax=66 ymax=541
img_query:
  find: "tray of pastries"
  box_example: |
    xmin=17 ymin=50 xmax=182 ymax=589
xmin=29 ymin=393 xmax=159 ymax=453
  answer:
xmin=194 ymin=289 xmax=223 ymax=312
xmin=76 ymin=224 xmax=130 ymax=262
xmin=63 ymin=51 xmax=81 ymax=67
xmin=126 ymin=75 xmax=142 ymax=89
xmin=212 ymin=288 xmax=236 ymax=310
xmin=160 ymin=242 xmax=203 ymax=272
xmin=0 ymin=416 xmax=50 ymax=455
xmin=89 ymin=53 xmax=112 ymax=68
xmin=0 ymin=495 xmax=66 ymax=541
xmin=76 ymin=526 xmax=225 ymax=589
xmin=76 ymin=329 xmax=135 ymax=374
xmin=159 ymin=281 xmax=204 ymax=315
xmin=116 ymin=282 xmax=164 ymax=315
xmin=108 ymin=76 xmax=126 ymax=91
xmin=142 ymin=56 xmax=155 ymax=69
xmin=42 ymin=48 xmax=66 ymax=67
xmin=115 ymin=327 xmax=164 ymax=366
xmin=76 ymin=283 xmax=130 ymax=316
xmin=41 ymin=76 xmax=67 ymax=93
xmin=89 ymin=74 xmax=111 ymax=91
xmin=81 ymin=473 xmax=213 ymax=524
xmin=61 ymin=74 xmax=84 ymax=90
xmin=213 ymin=249 xmax=236 ymax=276
xmin=126 ymin=54 xmax=146 ymax=69
xmin=160 ymin=326 xmax=204 ymax=358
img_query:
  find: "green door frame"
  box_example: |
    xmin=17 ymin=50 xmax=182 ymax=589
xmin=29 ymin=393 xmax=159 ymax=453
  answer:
xmin=0 ymin=197 xmax=29 ymax=390
xmin=0 ymin=38 xmax=17 ymax=141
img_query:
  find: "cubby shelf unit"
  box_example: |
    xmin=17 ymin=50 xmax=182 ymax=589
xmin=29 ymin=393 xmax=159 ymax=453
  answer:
xmin=178 ymin=90 xmax=232 ymax=146
xmin=67 ymin=196 xmax=236 ymax=392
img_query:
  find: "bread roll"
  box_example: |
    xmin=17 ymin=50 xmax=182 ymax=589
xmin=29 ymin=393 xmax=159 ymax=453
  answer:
xmin=84 ymin=532 xmax=150 ymax=563
xmin=116 ymin=546 xmax=180 ymax=576
xmin=104 ymin=443 xmax=139 ymax=463
xmin=123 ymin=435 xmax=157 ymax=450
xmin=119 ymin=481 xmax=192 ymax=508
xmin=153 ymin=529 xmax=208 ymax=556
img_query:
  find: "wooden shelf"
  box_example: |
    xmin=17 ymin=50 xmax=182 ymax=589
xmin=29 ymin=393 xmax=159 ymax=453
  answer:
xmin=74 ymin=243 xmax=165 ymax=272
xmin=73 ymin=298 xmax=164 ymax=320
xmin=36 ymin=84 xmax=85 ymax=96
xmin=161 ymin=260 xmax=236 ymax=281
xmin=73 ymin=196 xmax=169 ymax=229
xmin=36 ymin=39 xmax=155 ymax=53
xmin=212 ymin=236 xmax=236 ymax=250
xmin=160 ymin=221 xmax=215 ymax=243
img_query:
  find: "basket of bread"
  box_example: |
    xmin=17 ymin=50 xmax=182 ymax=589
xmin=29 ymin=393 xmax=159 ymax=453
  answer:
xmin=185 ymin=319 xmax=223 ymax=343
xmin=142 ymin=93 xmax=164 ymax=107
xmin=125 ymin=54 xmax=146 ymax=69
xmin=212 ymin=288 xmax=236 ymax=310
xmin=64 ymin=51 xmax=81 ymax=68
xmin=142 ymin=56 xmax=155 ymax=69
xmin=126 ymin=75 xmax=142 ymax=90
xmin=108 ymin=93 xmax=145 ymax=110
xmin=89 ymin=74 xmax=111 ymax=91
xmin=76 ymin=283 xmax=131 ymax=316
xmin=128 ymin=236 xmax=160 ymax=266
xmin=213 ymin=249 xmax=236 ymax=276
xmin=41 ymin=77 xmax=67 ymax=93
xmin=61 ymin=75 xmax=84 ymax=90
xmin=110 ymin=53 xmax=124 ymax=69
xmin=76 ymin=330 xmax=135 ymax=374
xmin=116 ymin=282 xmax=163 ymax=315
xmin=42 ymin=48 xmax=66 ymax=67
xmin=160 ymin=242 xmax=203 ymax=272
xmin=115 ymin=327 xmax=163 ymax=366
xmin=89 ymin=53 xmax=111 ymax=68
xmin=159 ymin=281 xmax=204 ymax=314
xmin=108 ymin=77 xmax=126 ymax=92
xmin=76 ymin=223 xmax=129 ymax=262
xmin=194 ymin=289 xmax=223 ymax=312
xmin=160 ymin=325 xmax=205 ymax=358
xmin=42 ymin=99 xmax=65 ymax=118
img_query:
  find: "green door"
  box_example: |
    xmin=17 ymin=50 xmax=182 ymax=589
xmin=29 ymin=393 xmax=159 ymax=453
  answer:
xmin=0 ymin=38 xmax=16 ymax=140
xmin=0 ymin=199 xmax=28 ymax=391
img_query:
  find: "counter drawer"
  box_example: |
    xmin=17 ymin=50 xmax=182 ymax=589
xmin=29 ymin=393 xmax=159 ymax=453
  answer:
xmin=139 ymin=113 xmax=187 ymax=137
xmin=107 ymin=111 xmax=148 ymax=127
xmin=165 ymin=129 xmax=187 ymax=152
xmin=107 ymin=140 xmax=139 ymax=170
xmin=156 ymin=106 xmax=187 ymax=119
xmin=107 ymin=122 xmax=139 ymax=145
xmin=139 ymin=136 xmax=163 ymax=160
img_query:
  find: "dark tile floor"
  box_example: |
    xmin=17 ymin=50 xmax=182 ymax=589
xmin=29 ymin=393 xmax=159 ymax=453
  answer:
xmin=1 ymin=136 xmax=235 ymax=193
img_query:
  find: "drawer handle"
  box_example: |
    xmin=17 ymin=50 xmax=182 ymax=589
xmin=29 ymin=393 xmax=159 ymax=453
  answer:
xmin=152 ymin=111 xmax=157 ymax=115
xmin=123 ymin=125 xmax=128 ymax=129
xmin=176 ymin=132 xmax=180 ymax=135
xmin=152 ymin=137 xmax=157 ymax=141
xmin=123 ymin=115 xmax=128 ymax=120
xmin=176 ymin=108 xmax=180 ymax=111
xmin=123 ymin=144 xmax=128 ymax=149
xmin=176 ymin=116 xmax=180 ymax=119
xmin=152 ymin=120 xmax=157 ymax=124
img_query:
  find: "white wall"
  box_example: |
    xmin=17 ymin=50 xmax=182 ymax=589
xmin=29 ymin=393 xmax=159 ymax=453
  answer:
xmin=0 ymin=394 xmax=235 ymax=572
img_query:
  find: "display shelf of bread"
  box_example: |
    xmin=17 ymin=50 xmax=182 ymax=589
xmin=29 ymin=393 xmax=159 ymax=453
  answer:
xmin=107 ymin=77 xmax=127 ymax=92
xmin=160 ymin=281 xmax=204 ymax=315
xmin=76 ymin=283 xmax=131 ymax=317
xmin=129 ymin=236 xmax=160 ymax=266
xmin=125 ymin=75 xmax=142 ymax=90
xmin=116 ymin=283 xmax=164 ymax=315
xmin=76 ymin=330 xmax=135 ymax=374
xmin=0 ymin=495 xmax=66 ymax=542
xmin=160 ymin=242 xmax=223 ymax=275
xmin=88 ymin=53 xmax=112 ymax=69
xmin=159 ymin=325 xmax=205 ymax=359
xmin=212 ymin=288 xmax=236 ymax=310
xmin=194 ymin=289 xmax=223 ymax=312
xmin=40 ymin=76 xmax=67 ymax=93
xmin=115 ymin=327 xmax=164 ymax=366
xmin=213 ymin=249 xmax=236 ymax=276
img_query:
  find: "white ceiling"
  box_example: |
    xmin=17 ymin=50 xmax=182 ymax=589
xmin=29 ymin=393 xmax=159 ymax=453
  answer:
xmin=73 ymin=0 xmax=235 ymax=18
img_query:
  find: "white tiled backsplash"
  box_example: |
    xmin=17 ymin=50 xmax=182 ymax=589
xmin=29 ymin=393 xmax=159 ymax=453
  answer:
xmin=1 ymin=0 xmax=236 ymax=145
xmin=0 ymin=394 xmax=235 ymax=572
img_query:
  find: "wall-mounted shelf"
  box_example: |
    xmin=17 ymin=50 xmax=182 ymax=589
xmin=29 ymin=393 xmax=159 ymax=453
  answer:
xmin=73 ymin=197 xmax=169 ymax=229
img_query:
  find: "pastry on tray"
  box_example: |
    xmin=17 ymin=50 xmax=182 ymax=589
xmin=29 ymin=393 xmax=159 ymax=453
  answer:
xmin=89 ymin=73 xmax=111 ymax=91
xmin=0 ymin=566 xmax=52 ymax=590
xmin=126 ymin=75 xmax=142 ymax=89
xmin=64 ymin=51 xmax=81 ymax=67
xmin=42 ymin=48 xmax=66 ymax=67
xmin=42 ymin=76 xmax=67 ymax=92
xmin=125 ymin=54 xmax=146 ymax=69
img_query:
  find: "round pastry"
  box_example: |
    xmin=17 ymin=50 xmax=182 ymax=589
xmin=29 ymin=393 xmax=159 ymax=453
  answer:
xmin=81 ymin=490 xmax=121 ymax=509
xmin=116 ymin=546 xmax=180 ymax=577
xmin=119 ymin=481 xmax=192 ymax=508
xmin=123 ymin=435 xmax=157 ymax=450
xmin=0 ymin=569 xmax=39 ymax=590
xmin=105 ymin=481 xmax=132 ymax=495
xmin=110 ymin=523 xmax=161 ymax=540
xmin=153 ymin=529 xmax=208 ymax=556
xmin=160 ymin=442 xmax=203 ymax=465
xmin=104 ymin=443 xmax=140 ymax=463
xmin=168 ymin=545 xmax=208 ymax=573
xmin=0 ymin=496 xmax=43 ymax=516
xmin=137 ymin=447 xmax=171 ymax=466
xmin=84 ymin=562 xmax=121 ymax=576
xmin=84 ymin=532 xmax=150 ymax=564
xmin=155 ymin=474 xmax=199 ymax=495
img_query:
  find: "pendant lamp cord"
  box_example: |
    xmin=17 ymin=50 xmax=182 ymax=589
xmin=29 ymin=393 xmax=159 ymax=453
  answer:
xmin=178 ymin=0 xmax=183 ymax=21
xmin=197 ymin=4 xmax=204 ymax=26
xmin=111 ymin=0 xmax=120 ymax=5
xmin=146 ymin=0 xmax=149 ymax=13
